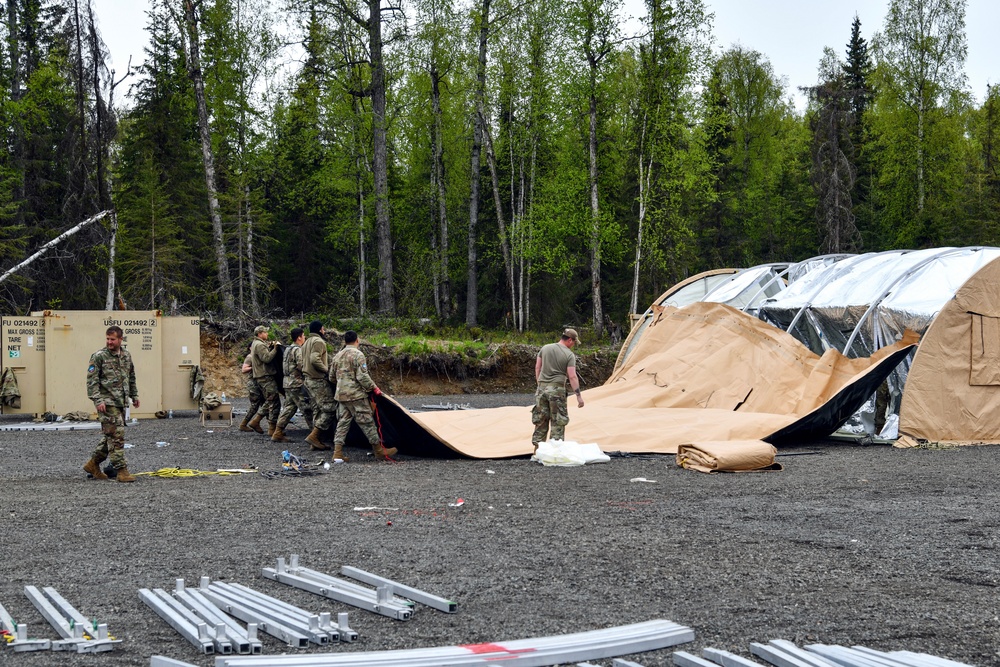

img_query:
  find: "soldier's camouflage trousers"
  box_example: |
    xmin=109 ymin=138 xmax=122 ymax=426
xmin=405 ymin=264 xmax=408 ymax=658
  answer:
xmin=257 ymin=375 xmax=281 ymax=423
xmin=93 ymin=404 xmax=128 ymax=469
xmin=246 ymin=377 xmax=264 ymax=419
xmin=277 ymin=385 xmax=313 ymax=430
xmin=531 ymin=382 xmax=569 ymax=445
xmin=305 ymin=377 xmax=337 ymax=431
xmin=334 ymin=397 xmax=380 ymax=447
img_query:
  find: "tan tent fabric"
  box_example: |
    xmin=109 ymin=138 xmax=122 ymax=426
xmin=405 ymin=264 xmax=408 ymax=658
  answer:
xmin=900 ymin=256 xmax=1000 ymax=444
xmin=403 ymin=303 xmax=918 ymax=458
xmin=676 ymin=440 xmax=779 ymax=473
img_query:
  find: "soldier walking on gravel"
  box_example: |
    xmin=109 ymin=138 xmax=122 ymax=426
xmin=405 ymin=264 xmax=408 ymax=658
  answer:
xmin=249 ymin=325 xmax=282 ymax=436
xmin=302 ymin=320 xmax=336 ymax=451
xmin=272 ymin=327 xmax=314 ymax=442
xmin=239 ymin=343 xmax=264 ymax=432
xmin=331 ymin=330 xmax=396 ymax=462
xmin=531 ymin=328 xmax=584 ymax=453
xmin=83 ymin=326 xmax=140 ymax=483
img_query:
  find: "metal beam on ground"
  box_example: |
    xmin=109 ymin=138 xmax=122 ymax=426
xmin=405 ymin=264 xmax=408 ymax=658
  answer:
xmin=199 ymin=587 xmax=310 ymax=648
xmin=751 ymin=642 xmax=823 ymax=667
xmin=24 ymin=585 xmax=118 ymax=653
xmin=0 ymin=599 xmax=51 ymax=652
xmin=339 ymin=566 xmax=457 ymax=613
xmin=208 ymin=619 xmax=694 ymax=667
xmin=219 ymin=580 xmax=354 ymax=642
xmin=675 ymin=651 xmax=726 ymax=667
xmin=805 ymin=645 xmax=898 ymax=667
xmin=767 ymin=640 xmax=840 ymax=667
xmin=139 ymin=588 xmax=215 ymax=655
xmin=203 ymin=585 xmax=330 ymax=646
xmin=703 ymin=647 xmax=767 ymax=667
xmin=262 ymin=557 xmax=412 ymax=621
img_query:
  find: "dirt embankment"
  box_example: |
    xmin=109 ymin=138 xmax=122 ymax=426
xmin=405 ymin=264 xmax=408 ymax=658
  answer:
xmin=199 ymin=331 xmax=618 ymax=397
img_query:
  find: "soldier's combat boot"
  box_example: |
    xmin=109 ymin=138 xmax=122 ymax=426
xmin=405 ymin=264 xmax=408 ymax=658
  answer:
xmin=239 ymin=416 xmax=254 ymax=432
xmin=116 ymin=467 xmax=137 ymax=483
xmin=83 ymin=456 xmax=109 ymax=480
xmin=305 ymin=427 xmax=329 ymax=451
xmin=271 ymin=426 xmax=290 ymax=443
xmin=247 ymin=414 xmax=264 ymax=434
xmin=267 ymin=421 xmax=276 ymax=437
xmin=372 ymin=442 xmax=397 ymax=461
xmin=332 ymin=444 xmax=349 ymax=462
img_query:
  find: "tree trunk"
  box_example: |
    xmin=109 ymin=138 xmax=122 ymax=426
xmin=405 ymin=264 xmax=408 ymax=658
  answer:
xmin=631 ymin=116 xmax=650 ymax=316
xmin=482 ymin=116 xmax=516 ymax=325
xmin=7 ymin=0 xmax=23 ymax=226
xmin=431 ymin=66 xmax=450 ymax=318
xmin=917 ymin=95 xmax=925 ymax=212
xmin=0 ymin=210 xmax=110 ymax=286
xmin=183 ymin=0 xmax=235 ymax=314
xmin=353 ymin=95 xmax=368 ymax=316
xmin=467 ymin=0 xmax=491 ymax=327
xmin=588 ymin=88 xmax=603 ymax=338
xmin=105 ymin=211 xmax=118 ymax=309
xmin=368 ymin=0 xmax=394 ymax=314
xmin=246 ymin=187 xmax=260 ymax=317
xmin=72 ymin=0 xmax=87 ymax=207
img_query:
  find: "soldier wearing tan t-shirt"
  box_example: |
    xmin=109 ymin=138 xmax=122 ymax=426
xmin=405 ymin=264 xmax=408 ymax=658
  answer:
xmin=531 ymin=328 xmax=585 ymax=451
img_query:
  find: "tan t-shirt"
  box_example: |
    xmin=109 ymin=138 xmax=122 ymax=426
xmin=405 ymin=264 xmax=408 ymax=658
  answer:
xmin=537 ymin=342 xmax=576 ymax=384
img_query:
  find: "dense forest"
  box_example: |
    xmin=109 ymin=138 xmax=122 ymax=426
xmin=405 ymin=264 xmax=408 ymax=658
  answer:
xmin=0 ymin=0 xmax=997 ymax=336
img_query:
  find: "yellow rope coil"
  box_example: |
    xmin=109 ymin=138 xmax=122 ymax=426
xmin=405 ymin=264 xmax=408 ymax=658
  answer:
xmin=135 ymin=467 xmax=248 ymax=478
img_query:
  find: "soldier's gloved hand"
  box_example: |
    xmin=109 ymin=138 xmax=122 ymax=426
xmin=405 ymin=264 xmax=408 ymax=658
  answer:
xmin=372 ymin=387 xmax=383 ymax=397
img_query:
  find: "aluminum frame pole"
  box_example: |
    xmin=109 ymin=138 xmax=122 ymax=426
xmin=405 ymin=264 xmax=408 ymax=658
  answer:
xmin=203 ymin=584 xmax=331 ymax=646
xmin=139 ymin=588 xmax=215 ymax=655
xmin=221 ymin=581 xmax=356 ymax=642
xmin=340 ymin=565 xmax=457 ymax=613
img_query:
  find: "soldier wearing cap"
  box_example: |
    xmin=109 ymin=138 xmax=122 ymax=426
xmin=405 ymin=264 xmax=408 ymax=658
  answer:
xmin=531 ymin=328 xmax=584 ymax=452
xmin=83 ymin=325 xmax=140 ymax=483
xmin=248 ymin=325 xmax=281 ymax=436
xmin=239 ymin=342 xmax=264 ymax=432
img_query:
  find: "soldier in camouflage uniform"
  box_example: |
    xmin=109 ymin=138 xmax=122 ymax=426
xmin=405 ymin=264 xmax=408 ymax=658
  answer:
xmin=83 ymin=326 xmax=140 ymax=483
xmin=239 ymin=344 xmax=264 ymax=432
xmin=302 ymin=320 xmax=336 ymax=451
xmin=331 ymin=330 xmax=396 ymax=462
xmin=531 ymin=328 xmax=585 ymax=453
xmin=272 ymin=327 xmax=314 ymax=442
xmin=249 ymin=325 xmax=282 ymax=436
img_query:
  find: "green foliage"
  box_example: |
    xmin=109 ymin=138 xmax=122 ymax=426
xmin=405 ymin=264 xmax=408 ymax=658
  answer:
xmin=0 ymin=0 xmax=996 ymax=331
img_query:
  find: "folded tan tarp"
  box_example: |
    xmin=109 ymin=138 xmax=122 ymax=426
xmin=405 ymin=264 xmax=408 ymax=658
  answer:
xmin=676 ymin=440 xmax=780 ymax=473
xmin=390 ymin=302 xmax=919 ymax=459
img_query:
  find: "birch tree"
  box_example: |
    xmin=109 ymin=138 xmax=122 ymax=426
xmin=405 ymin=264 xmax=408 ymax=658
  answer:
xmin=181 ymin=0 xmax=235 ymax=314
xmin=566 ymin=0 xmax=621 ymax=338
xmin=874 ymin=0 xmax=967 ymax=214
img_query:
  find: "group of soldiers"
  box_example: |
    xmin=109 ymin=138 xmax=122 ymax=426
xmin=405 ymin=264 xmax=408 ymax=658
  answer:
xmin=239 ymin=321 xmax=398 ymax=462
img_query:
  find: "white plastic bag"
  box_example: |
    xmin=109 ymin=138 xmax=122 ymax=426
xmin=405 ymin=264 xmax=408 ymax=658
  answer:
xmin=532 ymin=439 xmax=610 ymax=466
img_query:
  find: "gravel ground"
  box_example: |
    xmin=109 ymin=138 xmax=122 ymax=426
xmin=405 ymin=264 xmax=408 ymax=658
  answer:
xmin=1 ymin=394 xmax=999 ymax=667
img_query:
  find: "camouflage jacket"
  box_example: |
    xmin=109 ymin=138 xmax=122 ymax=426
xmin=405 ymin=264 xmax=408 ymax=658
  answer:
xmin=302 ymin=334 xmax=329 ymax=379
xmin=250 ymin=338 xmax=279 ymax=379
xmin=87 ymin=346 xmax=138 ymax=408
xmin=282 ymin=344 xmax=305 ymax=389
xmin=331 ymin=346 xmax=375 ymax=401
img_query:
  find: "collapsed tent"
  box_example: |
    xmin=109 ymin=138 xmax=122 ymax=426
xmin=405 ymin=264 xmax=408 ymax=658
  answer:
xmin=617 ymin=247 xmax=1000 ymax=445
xmin=366 ymin=302 xmax=917 ymax=459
